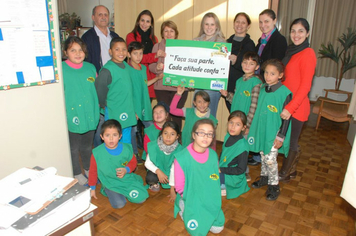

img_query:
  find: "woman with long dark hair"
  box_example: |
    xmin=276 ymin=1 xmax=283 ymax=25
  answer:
xmin=279 ymin=18 xmax=317 ymax=182
xmin=126 ymin=10 xmax=165 ymax=99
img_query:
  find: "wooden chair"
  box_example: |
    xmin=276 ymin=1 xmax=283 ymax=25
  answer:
xmin=312 ymin=89 xmax=352 ymax=130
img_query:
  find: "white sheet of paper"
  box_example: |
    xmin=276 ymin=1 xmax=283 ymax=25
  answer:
xmin=40 ymin=66 xmax=55 ymax=81
xmin=33 ymin=31 xmax=51 ymax=56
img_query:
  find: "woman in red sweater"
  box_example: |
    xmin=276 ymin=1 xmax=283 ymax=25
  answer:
xmin=126 ymin=10 xmax=165 ymax=99
xmin=279 ymin=18 xmax=317 ymax=182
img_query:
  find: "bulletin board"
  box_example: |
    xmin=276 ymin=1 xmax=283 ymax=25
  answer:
xmin=0 ymin=0 xmax=59 ymax=91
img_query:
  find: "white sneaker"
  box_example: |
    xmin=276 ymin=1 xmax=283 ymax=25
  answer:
xmin=221 ymin=189 xmax=226 ymax=197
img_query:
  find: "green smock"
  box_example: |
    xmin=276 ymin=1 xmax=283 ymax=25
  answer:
xmin=219 ymin=134 xmax=250 ymax=199
xmin=93 ymin=143 xmax=149 ymax=203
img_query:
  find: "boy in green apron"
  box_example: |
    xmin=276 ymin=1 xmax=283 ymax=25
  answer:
xmin=88 ymin=119 xmax=149 ymax=208
xmin=95 ymin=37 xmax=136 ymax=145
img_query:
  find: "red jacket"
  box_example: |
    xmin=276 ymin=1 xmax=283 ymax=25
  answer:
xmin=126 ymin=32 xmax=159 ymax=98
xmin=283 ymin=48 xmax=317 ymax=121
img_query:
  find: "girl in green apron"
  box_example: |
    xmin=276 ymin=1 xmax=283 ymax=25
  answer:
xmin=219 ymin=111 xmax=250 ymax=199
xmin=170 ymin=86 xmax=218 ymax=148
xmin=145 ymin=121 xmax=182 ymax=201
xmin=142 ymin=102 xmax=170 ymax=160
xmin=174 ymin=119 xmax=225 ymax=235
xmin=248 ymin=59 xmax=292 ymax=201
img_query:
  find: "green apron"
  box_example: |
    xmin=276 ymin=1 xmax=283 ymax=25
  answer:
xmin=128 ymin=64 xmax=152 ymax=121
xmin=174 ymin=148 xmax=225 ymax=235
xmin=142 ymin=125 xmax=161 ymax=160
xmin=147 ymin=141 xmax=182 ymax=189
xmin=102 ymin=61 xmax=136 ymax=129
xmin=93 ymin=143 xmax=149 ymax=203
xmin=181 ymin=108 xmax=218 ymax=148
xmin=231 ymin=76 xmax=262 ymax=115
xmin=247 ymin=84 xmax=292 ymax=156
xmin=62 ymin=61 xmax=99 ymax=133
xmin=219 ymin=134 xmax=250 ymax=199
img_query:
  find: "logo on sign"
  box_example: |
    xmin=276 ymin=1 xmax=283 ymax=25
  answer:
xmin=210 ymin=81 xmax=225 ymax=90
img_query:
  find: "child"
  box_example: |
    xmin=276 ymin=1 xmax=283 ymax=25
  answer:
xmin=219 ymin=111 xmax=250 ymax=199
xmin=220 ymin=51 xmax=262 ymax=181
xmin=174 ymin=119 xmax=225 ymax=235
xmin=95 ymin=37 xmax=136 ymax=144
xmin=89 ymin=119 xmax=149 ymax=208
xmin=220 ymin=51 xmax=262 ymax=136
xmin=127 ymin=41 xmax=163 ymax=164
xmin=170 ymin=86 xmax=218 ymax=148
xmin=248 ymin=59 xmax=292 ymax=201
xmin=145 ymin=121 xmax=182 ymax=200
xmin=62 ymin=36 xmax=99 ymax=185
xmin=142 ymin=102 xmax=170 ymax=160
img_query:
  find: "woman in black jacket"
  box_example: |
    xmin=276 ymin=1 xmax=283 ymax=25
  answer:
xmin=256 ymin=9 xmax=287 ymax=81
xmin=226 ymin=12 xmax=255 ymax=111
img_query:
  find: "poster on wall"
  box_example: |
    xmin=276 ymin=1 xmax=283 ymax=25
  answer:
xmin=163 ymin=39 xmax=231 ymax=90
xmin=0 ymin=0 xmax=59 ymax=90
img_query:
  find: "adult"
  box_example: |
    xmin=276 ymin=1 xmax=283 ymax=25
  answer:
xmin=126 ymin=10 xmax=165 ymax=99
xmin=81 ymin=5 xmax=119 ymax=148
xmin=249 ymin=9 xmax=287 ymax=166
xmin=256 ymin=9 xmax=287 ymax=80
xmin=82 ymin=5 xmax=119 ymax=73
xmin=149 ymin=20 xmax=188 ymax=130
xmin=279 ymin=18 xmax=316 ymax=182
xmin=193 ymin=12 xmax=225 ymax=118
xmin=225 ymin=12 xmax=256 ymax=111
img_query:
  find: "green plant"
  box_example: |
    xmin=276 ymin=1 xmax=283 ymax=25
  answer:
xmin=59 ymin=12 xmax=81 ymax=31
xmin=318 ymin=28 xmax=356 ymax=90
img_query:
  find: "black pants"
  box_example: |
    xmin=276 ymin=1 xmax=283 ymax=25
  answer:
xmin=146 ymin=170 xmax=159 ymax=185
xmin=290 ymin=117 xmax=304 ymax=152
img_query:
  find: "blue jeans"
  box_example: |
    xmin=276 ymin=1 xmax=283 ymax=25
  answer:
xmin=131 ymin=120 xmax=153 ymax=154
xmin=219 ymin=173 xmax=225 ymax=185
xmin=104 ymin=188 xmax=127 ymax=209
xmin=121 ymin=127 xmax=132 ymax=144
xmin=93 ymin=114 xmax=105 ymax=147
xmin=253 ymin=153 xmax=261 ymax=162
xmin=193 ymin=90 xmax=221 ymax=118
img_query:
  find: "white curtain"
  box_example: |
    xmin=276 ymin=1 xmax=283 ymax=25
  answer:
xmin=348 ymin=85 xmax=356 ymax=120
xmin=341 ymin=136 xmax=356 ymax=208
xmin=57 ymin=0 xmax=67 ymax=15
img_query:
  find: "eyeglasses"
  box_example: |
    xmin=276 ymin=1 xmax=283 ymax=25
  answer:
xmin=194 ymin=131 xmax=214 ymax=138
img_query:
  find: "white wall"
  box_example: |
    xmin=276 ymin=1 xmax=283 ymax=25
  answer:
xmin=0 ymin=0 xmax=72 ymax=179
xmin=309 ymin=76 xmax=355 ymax=101
xmin=66 ymin=0 xmax=114 ymax=27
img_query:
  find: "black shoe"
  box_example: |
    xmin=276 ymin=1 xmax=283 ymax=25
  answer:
xmin=135 ymin=154 xmax=144 ymax=165
xmin=136 ymin=120 xmax=144 ymax=150
xmin=251 ymin=176 xmax=268 ymax=188
xmin=248 ymin=158 xmax=260 ymax=166
xmin=266 ymin=185 xmax=280 ymax=201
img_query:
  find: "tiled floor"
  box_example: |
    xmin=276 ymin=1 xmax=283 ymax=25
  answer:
xmin=91 ymin=112 xmax=356 ymax=235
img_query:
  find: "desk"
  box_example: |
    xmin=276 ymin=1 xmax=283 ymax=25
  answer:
xmin=50 ymin=204 xmax=98 ymax=236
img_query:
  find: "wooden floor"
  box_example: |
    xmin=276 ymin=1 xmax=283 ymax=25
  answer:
xmin=91 ymin=112 xmax=356 ymax=235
